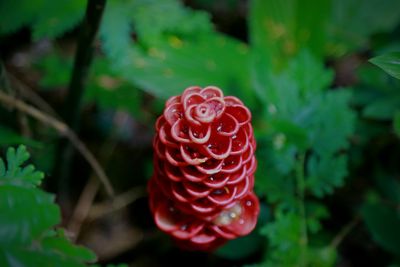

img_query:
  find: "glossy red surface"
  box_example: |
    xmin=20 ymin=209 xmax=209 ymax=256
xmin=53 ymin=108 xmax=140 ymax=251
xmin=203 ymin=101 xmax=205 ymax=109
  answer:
xmin=148 ymin=86 xmax=259 ymax=251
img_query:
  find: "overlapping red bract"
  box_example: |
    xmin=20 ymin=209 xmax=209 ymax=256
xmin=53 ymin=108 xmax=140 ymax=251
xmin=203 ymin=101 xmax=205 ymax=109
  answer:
xmin=148 ymin=86 xmax=259 ymax=251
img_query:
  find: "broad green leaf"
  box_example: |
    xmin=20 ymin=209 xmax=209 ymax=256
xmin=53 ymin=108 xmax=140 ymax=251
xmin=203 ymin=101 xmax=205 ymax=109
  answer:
xmin=0 ymin=185 xmax=59 ymax=245
xmin=355 ymin=65 xmax=400 ymax=120
xmin=32 ymin=0 xmax=84 ymax=40
xmin=41 ymin=230 xmax=96 ymax=262
xmin=328 ymin=0 xmax=400 ymax=56
xmin=362 ymin=202 xmax=400 ymax=256
xmin=101 ymin=0 xmax=253 ymax=103
xmin=0 ymin=126 xmax=42 ymax=148
xmin=0 ymin=0 xmax=84 ymax=38
xmin=0 ymin=0 xmax=41 ymax=35
xmin=0 ymin=146 xmax=97 ymax=266
xmin=373 ymin=173 xmax=400 ymax=204
xmin=0 ymin=246 xmax=86 ymax=267
xmin=370 ymin=52 xmax=400 ymax=80
xmin=249 ymin=0 xmax=331 ymax=71
xmin=362 ymin=96 xmax=400 ymax=120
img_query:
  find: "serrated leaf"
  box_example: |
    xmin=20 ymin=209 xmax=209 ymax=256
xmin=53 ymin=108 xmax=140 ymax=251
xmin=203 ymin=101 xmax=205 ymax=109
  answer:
xmin=0 ymin=146 xmax=44 ymax=187
xmin=305 ymin=90 xmax=355 ymax=156
xmin=370 ymin=52 xmax=400 ymax=80
xmin=306 ymin=154 xmax=348 ymax=197
xmin=362 ymin=202 xmax=400 ymax=256
xmin=0 ymin=146 xmax=97 ymax=266
xmin=261 ymin=211 xmax=302 ymax=265
xmin=42 ymin=230 xmax=97 ymax=262
xmin=0 ymin=185 xmax=59 ymax=245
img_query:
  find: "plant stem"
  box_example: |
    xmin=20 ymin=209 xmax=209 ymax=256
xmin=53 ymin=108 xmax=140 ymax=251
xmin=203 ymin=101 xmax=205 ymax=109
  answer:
xmin=55 ymin=0 xmax=107 ymax=201
xmin=0 ymin=90 xmax=115 ymax=198
xmin=330 ymin=216 xmax=360 ymax=249
xmin=296 ymin=153 xmax=308 ymax=267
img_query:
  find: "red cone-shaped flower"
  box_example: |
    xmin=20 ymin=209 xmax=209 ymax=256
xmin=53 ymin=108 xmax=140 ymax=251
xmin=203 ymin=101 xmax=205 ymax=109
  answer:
xmin=148 ymin=86 xmax=259 ymax=251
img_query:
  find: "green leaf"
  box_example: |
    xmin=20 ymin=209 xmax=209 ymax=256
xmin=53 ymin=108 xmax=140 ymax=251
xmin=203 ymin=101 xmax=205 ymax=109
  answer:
xmin=0 ymin=126 xmax=42 ymax=148
xmin=362 ymin=96 xmax=400 ymax=120
xmin=129 ymin=0 xmax=212 ymax=45
xmin=373 ymin=173 xmax=400 ymax=204
xmin=249 ymin=0 xmax=331 ymax=71
xmin=0 ymin=246 xmax=87 ymax=267
xmin=306 ymin=202 xmax=330 ymax=234
xmin=35 ymin=53 xmax=72 ymax=89
xmin=305 ymin=90 xmax=355 ymax=156
xmin=362 ymin=202 xmax=400 ymax=256
xmin=261 ymin=211 xmax=302 ymax=265
xmin=269 ymin=119 xmax=309 ymax=150
xmin=0 ymin=185 xmax=59 ymax=245
xmin=370 ymin=52 xmax=400 ymax=80
xmin=328 ymin=0 xmax=400 ymax=56
xmin=0 ymin=0 xmax=84 ymax=38
xmin=307 ymin=154 xmax=348 ymax=197
xmin=101 ymin=0 xmax=253 ymax=103
xmin=32 ymin=0 xmax=84 ymax=40
xmin=0 ymin=145 xmax=44 ymax=187
xmin=41 ymin=230 xmax=97 ymax=262
xmin=0 ymin=145 xmax=97 ymax=266
xmin=0 ymin=0 xmax=40 ymax=35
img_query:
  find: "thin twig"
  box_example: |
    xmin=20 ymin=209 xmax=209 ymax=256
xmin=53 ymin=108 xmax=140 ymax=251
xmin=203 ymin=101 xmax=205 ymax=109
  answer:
xmin=0 ymin=90 xmax=115 ymax=197
xmin=88 ymin=186 xmax=147 ymax=220
xmin=68 ymin=115 xmax=125 ymax=239
xmin=8 ymin=74 xmax=59 ymax=118
xmin=56 ymin=0 xmax=107 ymax=198
xmin=68 ymin=176 xmax=100 ymax=240
xmin=330 ymin=216 xmax=361 ymax=249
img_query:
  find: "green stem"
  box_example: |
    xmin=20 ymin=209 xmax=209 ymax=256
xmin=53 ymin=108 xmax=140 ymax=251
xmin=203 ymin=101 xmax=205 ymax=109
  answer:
xmin=54 ymin=0 xmax=107 ymax=203
xmin=296 ymin=153 xmax=307 ymax=267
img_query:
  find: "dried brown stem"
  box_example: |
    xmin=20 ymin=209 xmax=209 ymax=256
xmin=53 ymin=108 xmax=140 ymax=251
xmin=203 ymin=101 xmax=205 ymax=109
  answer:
xmin=0 ymin=90 xmax=115 ymax=197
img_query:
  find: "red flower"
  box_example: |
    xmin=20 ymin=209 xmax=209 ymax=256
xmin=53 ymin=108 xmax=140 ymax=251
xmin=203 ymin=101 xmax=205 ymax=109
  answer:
xmin=148 ymin=86 xmax=259 ymax=251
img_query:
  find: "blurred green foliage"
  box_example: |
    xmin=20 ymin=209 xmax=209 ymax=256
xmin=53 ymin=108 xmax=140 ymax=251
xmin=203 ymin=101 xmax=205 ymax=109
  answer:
xmin=1 ymin=0 xmax=400 ymax=266
xmin=0 ymin=146 xmax=96 ymax=267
